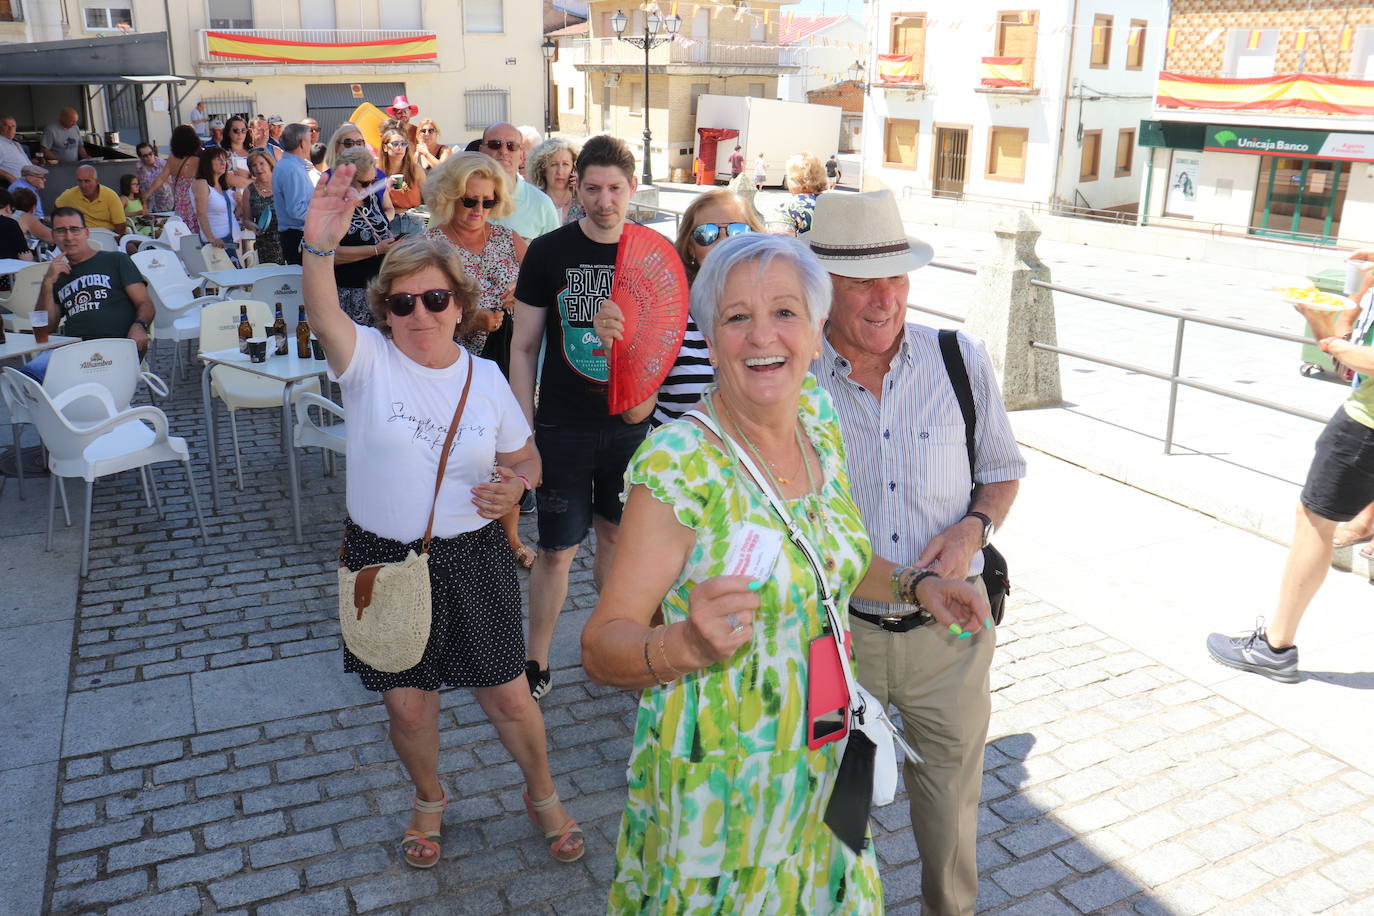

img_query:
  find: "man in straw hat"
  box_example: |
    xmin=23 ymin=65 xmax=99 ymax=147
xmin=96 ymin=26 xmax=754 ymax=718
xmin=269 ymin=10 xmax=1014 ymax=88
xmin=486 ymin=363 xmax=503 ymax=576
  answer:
xmin=805 ymin=190 xmax=1025 ymax=916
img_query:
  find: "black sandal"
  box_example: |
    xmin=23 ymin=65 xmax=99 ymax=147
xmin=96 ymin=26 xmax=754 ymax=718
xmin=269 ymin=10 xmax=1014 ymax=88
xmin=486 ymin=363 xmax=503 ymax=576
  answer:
xmin=525 ymin=660 xmax=551 ymax=700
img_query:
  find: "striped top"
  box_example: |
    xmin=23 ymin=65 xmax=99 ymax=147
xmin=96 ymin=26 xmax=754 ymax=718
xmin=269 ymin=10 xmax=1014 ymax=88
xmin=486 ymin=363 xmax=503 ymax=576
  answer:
xmin=813 ymin=324 xmax=1026 ymax=617
xmin=651 ymin=316 xmax=713 ymax=427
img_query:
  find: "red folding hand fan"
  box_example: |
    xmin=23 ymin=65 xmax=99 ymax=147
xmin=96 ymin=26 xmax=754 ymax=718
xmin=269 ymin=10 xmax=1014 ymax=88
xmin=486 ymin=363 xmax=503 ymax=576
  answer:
xmin=607 ymin=224 xmax=690 ymax=414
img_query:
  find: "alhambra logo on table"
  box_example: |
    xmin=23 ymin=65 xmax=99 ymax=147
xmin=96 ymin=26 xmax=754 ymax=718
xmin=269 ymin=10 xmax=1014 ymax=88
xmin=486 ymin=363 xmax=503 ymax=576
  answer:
xmin=80 ymin=352 xmax=113 ymax=370
xmin=275 ymin=284 xmax=294 ymax=296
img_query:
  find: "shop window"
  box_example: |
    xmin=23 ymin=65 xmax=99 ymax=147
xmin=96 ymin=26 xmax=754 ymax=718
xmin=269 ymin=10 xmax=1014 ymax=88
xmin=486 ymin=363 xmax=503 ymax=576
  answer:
xmin=1080 ymin=130 xmax=1101 ymax=181
xmin=207 ymin=0 xmax=251 ymax=29
xmin=465 ymin=0 xmax=503 ymax=34
xmin=890 ymin=12 xmax=926 ymax=83
xmin=1115 ymin=128 xmax=1135 ymax=176
xmin=986 ymin=126 xmax=1028 ymax=181
xmin=884 ymin=118 xmax=919 ymax=168
xmin=1090 ymin=15 xmax=1112 ymax=68
xmin=996 ymin=11 xmax=1037 ymax=81
xmin=1126 ymin=20 xmax=1146 ymax=70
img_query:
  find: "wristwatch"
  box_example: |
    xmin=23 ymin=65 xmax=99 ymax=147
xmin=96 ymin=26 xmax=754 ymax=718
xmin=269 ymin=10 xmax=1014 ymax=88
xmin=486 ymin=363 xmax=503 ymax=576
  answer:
xmin=964 ymin=511 xmax=994 ymax=547
xmin=134 ymin=320 xmax=150 ymax=332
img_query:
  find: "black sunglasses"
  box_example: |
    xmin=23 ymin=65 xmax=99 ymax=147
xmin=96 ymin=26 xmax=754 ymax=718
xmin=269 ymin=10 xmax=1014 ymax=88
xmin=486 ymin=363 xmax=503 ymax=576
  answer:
xmin=691 ymin=222 xmax=752 ymax=246
xmin=383 ymin=289 xmax=454 ymax=316
xmin=483 ymin=139 xmax=520 ymax=153
xmin=460 ymin=196 xmax=498 ymax=210
xmin=339 ymin=138 xmax=367 ymax=149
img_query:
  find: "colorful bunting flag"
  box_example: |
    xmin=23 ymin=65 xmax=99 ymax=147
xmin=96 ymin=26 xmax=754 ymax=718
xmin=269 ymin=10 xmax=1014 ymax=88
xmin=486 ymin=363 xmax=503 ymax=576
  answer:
xmin=1245 ymin=29 xmax=1262 ymax=50
xmin=1165 ymin=27 xmax=1176 ymax=49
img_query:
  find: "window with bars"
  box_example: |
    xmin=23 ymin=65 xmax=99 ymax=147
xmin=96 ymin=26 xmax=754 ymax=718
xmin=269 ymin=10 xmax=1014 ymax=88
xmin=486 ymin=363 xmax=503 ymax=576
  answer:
xmin=883 ymin=118 xmax=919 ymax=168
xmin=890 ymin=13 xmax=926 ymax=82
xmin=986 ymin=126 xmax=1027 ymax=181
xmin=464 ymin=87 xmax=509 ymax=130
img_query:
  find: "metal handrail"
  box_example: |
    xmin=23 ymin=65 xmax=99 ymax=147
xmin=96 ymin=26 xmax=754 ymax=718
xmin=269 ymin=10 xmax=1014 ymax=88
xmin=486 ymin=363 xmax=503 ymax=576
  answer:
xmin=921 ymin=262 xmax=1338 ymax=454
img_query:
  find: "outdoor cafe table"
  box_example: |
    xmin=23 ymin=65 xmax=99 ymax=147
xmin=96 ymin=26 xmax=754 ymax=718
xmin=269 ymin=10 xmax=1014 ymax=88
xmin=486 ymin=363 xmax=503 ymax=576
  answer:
xmin=200 ymin=264 xmax=302 ymax=294
xmin=198 ymin=345 xmax=329 ymax=543
xmin=0 ymin=333 xmax=81 ymax=492
xmin=0 ymin=258 xmax=36 ymax=276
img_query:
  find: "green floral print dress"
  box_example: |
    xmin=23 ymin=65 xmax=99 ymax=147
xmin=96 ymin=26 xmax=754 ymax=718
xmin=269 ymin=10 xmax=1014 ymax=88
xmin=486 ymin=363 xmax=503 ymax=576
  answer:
xmin=607 ymin=379 xmax=884 ymax=916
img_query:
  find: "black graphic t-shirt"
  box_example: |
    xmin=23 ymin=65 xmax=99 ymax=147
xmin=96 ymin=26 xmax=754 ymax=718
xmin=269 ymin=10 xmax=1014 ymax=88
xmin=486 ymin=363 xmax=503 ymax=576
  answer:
xmin=514 ymin=220 xmax=619 ymax=426
xmin=334 ymin=193 xmax=390 ymax=289
xmin=54 ymin=251 xmax=146 ymax=341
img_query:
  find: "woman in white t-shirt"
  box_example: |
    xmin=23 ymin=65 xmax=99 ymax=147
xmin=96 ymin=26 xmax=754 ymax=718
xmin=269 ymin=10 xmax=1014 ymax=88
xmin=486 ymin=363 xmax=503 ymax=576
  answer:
xmin=300 ymin=168 xmax=585 ymax=870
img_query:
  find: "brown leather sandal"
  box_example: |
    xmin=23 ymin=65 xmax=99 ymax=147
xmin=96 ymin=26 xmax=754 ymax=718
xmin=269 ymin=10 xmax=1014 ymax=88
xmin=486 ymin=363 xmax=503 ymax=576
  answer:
xmin=523 ymin=791 xmax=585 ymax=863
xmin=401 ymin=792 xmax=448 ymax=869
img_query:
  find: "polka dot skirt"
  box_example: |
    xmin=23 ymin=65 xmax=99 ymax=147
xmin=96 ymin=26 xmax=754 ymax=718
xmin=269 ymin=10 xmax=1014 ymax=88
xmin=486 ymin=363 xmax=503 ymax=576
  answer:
xmin=340 ymin=518 xmax=525 ymax=692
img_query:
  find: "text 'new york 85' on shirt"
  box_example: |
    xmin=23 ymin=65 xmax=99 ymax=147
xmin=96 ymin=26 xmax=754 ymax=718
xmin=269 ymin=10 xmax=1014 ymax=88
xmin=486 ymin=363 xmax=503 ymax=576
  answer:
xmin=513 ymin=221 xmax=621 ymax=426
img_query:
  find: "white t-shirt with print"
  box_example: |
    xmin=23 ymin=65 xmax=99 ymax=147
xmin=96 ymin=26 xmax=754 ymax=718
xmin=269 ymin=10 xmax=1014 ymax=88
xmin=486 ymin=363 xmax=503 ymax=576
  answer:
xmin=332 ymin=326 xmax=531 ymax=542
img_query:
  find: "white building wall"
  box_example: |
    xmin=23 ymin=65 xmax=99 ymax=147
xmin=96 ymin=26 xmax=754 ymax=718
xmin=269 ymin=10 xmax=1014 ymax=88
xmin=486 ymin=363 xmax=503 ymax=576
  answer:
xmin=778 ymin=17 xmax=867 ymax=103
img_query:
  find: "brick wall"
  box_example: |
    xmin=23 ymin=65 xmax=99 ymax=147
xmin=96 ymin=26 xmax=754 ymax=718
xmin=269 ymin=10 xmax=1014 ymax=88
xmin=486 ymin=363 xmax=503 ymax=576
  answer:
xmin=1165 ymin=0 xmax=1374 ymax=75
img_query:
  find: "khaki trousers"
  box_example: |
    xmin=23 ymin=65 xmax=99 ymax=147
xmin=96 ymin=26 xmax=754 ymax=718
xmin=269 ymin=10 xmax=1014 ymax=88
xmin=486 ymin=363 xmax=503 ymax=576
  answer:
xmin=849 ymin=581 xmax=994 ymax=916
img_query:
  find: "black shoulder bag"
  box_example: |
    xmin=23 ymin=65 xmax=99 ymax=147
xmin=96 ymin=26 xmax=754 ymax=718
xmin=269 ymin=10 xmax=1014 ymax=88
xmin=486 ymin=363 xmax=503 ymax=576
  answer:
xmin=938 ymin=329 xmax=1011 ymax=624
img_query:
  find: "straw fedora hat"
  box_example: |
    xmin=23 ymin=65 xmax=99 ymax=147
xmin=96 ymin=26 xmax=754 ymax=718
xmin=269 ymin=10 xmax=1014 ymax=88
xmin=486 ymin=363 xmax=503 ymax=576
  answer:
xmin=800 ymin=190 xmax=934 ymax=279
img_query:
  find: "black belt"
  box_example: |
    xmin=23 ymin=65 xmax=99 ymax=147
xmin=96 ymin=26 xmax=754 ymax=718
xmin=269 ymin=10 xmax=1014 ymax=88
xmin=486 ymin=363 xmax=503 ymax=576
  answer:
xmin=849 ymin=604 xmax=932 ymax=633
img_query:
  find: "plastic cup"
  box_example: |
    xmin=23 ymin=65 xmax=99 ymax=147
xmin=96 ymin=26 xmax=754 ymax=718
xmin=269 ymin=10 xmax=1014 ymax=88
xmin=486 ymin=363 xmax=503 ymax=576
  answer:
xmin=31 ymin=310 xmax=49 ymax=344
xmin=247 ymin=337 xmax=268 ymax=363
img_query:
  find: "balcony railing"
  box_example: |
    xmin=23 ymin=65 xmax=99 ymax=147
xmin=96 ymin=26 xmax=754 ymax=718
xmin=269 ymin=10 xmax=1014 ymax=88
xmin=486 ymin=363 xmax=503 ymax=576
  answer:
xmin=1156 ymin=70 xmax=1374 ymax=118
xmin=199 ymin=29 xmax=438 ymax=66
xmin=576 ymin=37 xmax=787 ymax=68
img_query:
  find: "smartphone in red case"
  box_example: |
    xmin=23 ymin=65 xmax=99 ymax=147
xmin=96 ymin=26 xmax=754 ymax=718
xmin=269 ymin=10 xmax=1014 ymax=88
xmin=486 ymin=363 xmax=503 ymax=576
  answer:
xmin=807 ymin=629 xmax=851 ymax=750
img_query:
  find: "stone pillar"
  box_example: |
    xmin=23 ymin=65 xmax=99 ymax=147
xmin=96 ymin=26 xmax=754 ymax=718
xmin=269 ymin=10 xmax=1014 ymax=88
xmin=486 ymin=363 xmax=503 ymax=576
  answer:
xmin=726 ymin=171 xmax=760 ymax=219
xmin=965 ymin=210 xmax=1062 ymax=410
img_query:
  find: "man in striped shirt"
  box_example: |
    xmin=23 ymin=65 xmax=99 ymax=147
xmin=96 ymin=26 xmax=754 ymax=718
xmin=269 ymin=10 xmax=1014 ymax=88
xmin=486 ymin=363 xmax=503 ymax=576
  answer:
xmin=808 ymin=191 xmax=1025 ymax=916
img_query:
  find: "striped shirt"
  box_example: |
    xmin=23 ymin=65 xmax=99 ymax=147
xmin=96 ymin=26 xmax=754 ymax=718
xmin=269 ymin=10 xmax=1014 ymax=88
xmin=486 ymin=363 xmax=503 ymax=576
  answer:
xmin=652 ymin=316 xmax=714 ymax=426
xmin=813 ymin=324 xmax=1026 ymax=617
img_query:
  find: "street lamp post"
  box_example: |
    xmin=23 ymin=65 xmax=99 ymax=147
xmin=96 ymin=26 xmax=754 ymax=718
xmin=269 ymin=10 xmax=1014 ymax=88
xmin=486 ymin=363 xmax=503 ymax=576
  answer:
xmin=541 ymin=37 xmax=557 ymax=134
xmin=611 ymin=7 xmax=681 ymax=186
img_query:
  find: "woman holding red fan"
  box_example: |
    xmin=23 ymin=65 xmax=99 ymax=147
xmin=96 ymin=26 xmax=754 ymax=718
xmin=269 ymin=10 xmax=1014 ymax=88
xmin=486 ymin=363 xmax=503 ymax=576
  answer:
xmin=583 ymin=233 xmax=986 ymax=914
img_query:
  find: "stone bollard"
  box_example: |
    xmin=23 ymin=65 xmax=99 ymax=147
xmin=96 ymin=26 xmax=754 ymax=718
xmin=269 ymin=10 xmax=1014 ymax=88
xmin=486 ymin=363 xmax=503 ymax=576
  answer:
xmin=966 ymin=210 xmax=1062 ymax=410
xmin=726 ymin=172 xmax=760 ymax=218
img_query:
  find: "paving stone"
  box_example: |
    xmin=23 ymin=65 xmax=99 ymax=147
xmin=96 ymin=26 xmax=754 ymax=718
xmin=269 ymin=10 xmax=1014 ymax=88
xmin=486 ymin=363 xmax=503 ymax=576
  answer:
xmin=1308 ymin=812 xmax=1374 ymax=853
xmin=996 ymin=818 xmax=1073 ymax=858
xmin=304 ymin=845 xmax=391 ymax=886
xmin=249 ymin=828 xmax=337 ymax=868
xmin=55 ymin=817 xmax=145 ymax=856
xmin=207 ymin=867 xmax=302 ymax=908
xmin=151 ymin=753 xmax=228 ymax=784
xmin=1056 ymin=797 xmax=1131 ymax=833
xmin=105 ymin=784 xmax=188 ymax=818
xmin=106 ymin=831 xmax=196 ymax=871
xmin=1194 ymin=860 xmax=1273 ymax=901
xmin=195 ymin=765 xmax=271 ymax=797
xmin=1247 ymin=835 xmax=1326 ymax=878
xmin=998 ymin=892 xmax=1079 ymax=916
xmin=1061 ymin=868 xmax=1141 ymax=912
xmin=241 ymin=780 xmax=323 ymax=814
xmin=349 ymin=872 xmax=440 ymax=910
xmin=190 ymin=726 xmax=262 ymax=754
xmin=60 ymin=769 xmax=144 ymax=803
xmin=275 ymin=750 xmax=356 ymax=781
xmin=1121 ymin=844 xmax=1207 ymax=888
xmin=204 ymin=811 xmax=288 ymax=849
xmin=109 ymin=740 xmax=186 ymax=770
xmin=64 ymin=756 xmax=104 ymax=779
xmin=56 ymin=802 xmax=97 ymax=830
xmin=259 ymin=888 xmax=351 ymax=916
xmin=233 ymin=736 xmax=310 ymax=767
xmin=1242 ymin=799 xmax=1313 ymax=837
xmin=108 ymin=886 xmax=203 ymax=916
xmin=152 ymin=796 xmax=236 ymax=832
xmin=1276 ymin=871 xmax=1349 ymax=912
xmin=157 ymin=848 xmax=245 ymax=888
xmin=990 ymin=851 xmax=1070 ymax=897
xmin=1318 ymin=848 xmax=1374 ymax=895
xmin=50 ymin=871 xmax=149 ymax=910
xmin=54 ymin=855 xmax=97 ymax=886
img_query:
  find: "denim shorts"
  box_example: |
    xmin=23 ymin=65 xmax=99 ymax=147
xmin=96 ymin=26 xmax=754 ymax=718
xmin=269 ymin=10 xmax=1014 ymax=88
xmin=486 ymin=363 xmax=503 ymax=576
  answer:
xmin=1300 ymin=407 xmax=1374 ymax=522
xmin=534 ymin=419 xmax=650 ymax=551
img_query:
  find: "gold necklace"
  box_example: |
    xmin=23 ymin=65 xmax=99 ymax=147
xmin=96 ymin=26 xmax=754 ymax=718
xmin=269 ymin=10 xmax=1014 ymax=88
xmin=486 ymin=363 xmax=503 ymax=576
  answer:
xmin=709 ymin=393 xmax=816 ymax=494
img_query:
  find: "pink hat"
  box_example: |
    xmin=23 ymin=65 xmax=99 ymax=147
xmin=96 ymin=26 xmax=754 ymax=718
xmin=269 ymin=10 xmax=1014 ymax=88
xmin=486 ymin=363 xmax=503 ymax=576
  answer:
xmin=385 ymin=95 xmax=419 ymax=118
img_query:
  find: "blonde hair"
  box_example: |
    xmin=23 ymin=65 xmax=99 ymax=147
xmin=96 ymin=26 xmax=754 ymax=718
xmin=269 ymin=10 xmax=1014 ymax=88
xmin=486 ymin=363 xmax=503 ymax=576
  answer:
xmin=365 ymin=236 xmax=479 ymax=336
xmin=417 ymin=118 xmax=441 ymax=138
xmin=674 ymin=189 xmax=764 ymax=281
xmin=785 ymin=152 xmax=827 ymax=195
xmin=423 ymin=151 xmax=514 ymax=226
xmin=334 ymin=145 xmax=377 ymax=177
xmin=527 ymin=137 xmax=580 ymax=192
xmin=324 ymin=122 xmax=365 ymax=169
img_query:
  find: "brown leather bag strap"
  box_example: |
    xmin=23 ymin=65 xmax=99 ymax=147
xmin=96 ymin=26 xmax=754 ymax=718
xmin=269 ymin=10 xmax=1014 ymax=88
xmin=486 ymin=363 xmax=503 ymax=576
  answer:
xmin=420 ymin=355 xmax=475 ymax=553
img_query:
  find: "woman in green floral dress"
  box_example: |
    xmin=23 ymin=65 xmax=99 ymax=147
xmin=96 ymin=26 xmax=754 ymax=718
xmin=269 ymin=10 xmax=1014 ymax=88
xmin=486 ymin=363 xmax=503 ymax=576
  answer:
xmin=582 ymin=234 xmax=988 ymax=916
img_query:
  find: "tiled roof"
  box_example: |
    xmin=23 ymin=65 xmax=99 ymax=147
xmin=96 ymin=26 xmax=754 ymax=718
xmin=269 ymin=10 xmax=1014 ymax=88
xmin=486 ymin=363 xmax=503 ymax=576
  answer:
xmin=778 ymin=14 xmax=846 ymax=46
xmin=547 ymin=21 xmax=589 ymax=37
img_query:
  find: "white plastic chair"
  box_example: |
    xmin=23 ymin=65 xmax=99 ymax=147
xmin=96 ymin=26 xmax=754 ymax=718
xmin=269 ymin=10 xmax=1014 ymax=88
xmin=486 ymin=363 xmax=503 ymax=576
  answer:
xmin=1 ymin=262 xmax=48 ymax=332
xmin=248 ymin=273 xmax=303 ymax=316
xmin=293 ymin=392 xmax=345 ymax=474
xmin=134 ymin=235 xmax=175 ymax=252
xmin=86 ymin=228 xmax=119 ymax=251
xmin=200 ymin=299 xmax=319 ymax=489
xmin=202 ymin=243 xmax=235 ymax=273
xmin=160 ymin=216 xmax=192 ymax=248
xmin=240 ymin=249 xmax=259 ymax=269
xmin=1 ymin=367 xmax=208 ymax=577
xmin=178 ymin=234 xmax=210 ymax=280
xmin=132 ymin=248 xmax=222 ymax=383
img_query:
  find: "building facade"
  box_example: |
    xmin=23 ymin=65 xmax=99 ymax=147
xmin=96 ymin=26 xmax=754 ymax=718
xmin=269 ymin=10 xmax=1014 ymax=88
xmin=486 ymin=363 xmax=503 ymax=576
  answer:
xmin=861 ymin=0 xmax=1164 ymax=213
xmin=0 ymin=0 xmax=547 ymax=151
xmin=777 ymin=14 xmax=866 ymax=104
xmin=1138 ymin=0 xmax=1374 ymax=247
xmin=569 ymin=0 xmax=797 ymax=181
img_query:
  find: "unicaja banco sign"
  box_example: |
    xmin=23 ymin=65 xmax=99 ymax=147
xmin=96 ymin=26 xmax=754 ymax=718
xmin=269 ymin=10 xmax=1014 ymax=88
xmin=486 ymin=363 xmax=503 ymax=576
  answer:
xmin=1204 ymin=126 xmax=1374 ymax=162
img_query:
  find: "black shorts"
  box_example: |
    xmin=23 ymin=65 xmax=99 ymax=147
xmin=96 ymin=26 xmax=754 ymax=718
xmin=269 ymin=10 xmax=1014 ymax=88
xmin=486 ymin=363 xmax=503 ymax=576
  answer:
xmin=533 ymin=419 xmax=650 ymax=551
xmin=1300 ymin=407 xmax=1374 ymax=522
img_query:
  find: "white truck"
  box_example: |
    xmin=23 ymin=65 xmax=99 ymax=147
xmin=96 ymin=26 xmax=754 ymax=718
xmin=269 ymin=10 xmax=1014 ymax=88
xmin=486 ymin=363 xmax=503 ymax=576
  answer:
xmin=694 ymin=95 xmax=843 ymax=188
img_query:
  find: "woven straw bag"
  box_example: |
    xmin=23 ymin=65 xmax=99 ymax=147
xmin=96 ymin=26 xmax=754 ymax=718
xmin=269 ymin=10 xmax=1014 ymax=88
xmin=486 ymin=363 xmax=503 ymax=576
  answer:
xmin=338 ymin=359 xmax=473 ymax=673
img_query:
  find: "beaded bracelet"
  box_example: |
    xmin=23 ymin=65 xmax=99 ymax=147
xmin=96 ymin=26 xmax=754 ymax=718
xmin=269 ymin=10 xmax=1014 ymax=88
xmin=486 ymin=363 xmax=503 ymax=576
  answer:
xmin=300 ymin=240 xmax=336 ymax=258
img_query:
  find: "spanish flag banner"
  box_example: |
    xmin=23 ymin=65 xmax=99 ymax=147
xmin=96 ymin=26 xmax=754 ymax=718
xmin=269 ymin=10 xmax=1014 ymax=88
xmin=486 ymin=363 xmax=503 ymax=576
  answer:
xmin=980 ymin=57 xmax=1028 ymax=88
xmin=1340 ymin=26 xmax=1354 ymax=50
xmin=876 ymin=54 xmax=917 ymax=84
xmin=1293 ymin=28 xmax=1308 ymax=51
xmin=1127 ymin=26 xmax=1141 ymax=46
xmin=1245 ymin=29 xmax=1262 ymax=50
xmin=1156 ymin=71 xmax=1374 ymax=117
xmin=205 ymin=31 xmax=438 ymax=64
xmin=1165 ymin=27 xmax=1177 ymax=49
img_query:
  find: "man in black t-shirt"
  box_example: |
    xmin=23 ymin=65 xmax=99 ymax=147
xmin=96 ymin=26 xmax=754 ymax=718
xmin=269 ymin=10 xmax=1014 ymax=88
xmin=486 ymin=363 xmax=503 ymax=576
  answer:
xmin=511 ymin=134 xmax=654 ymax=700
xmin=26 ymin=208 xmax=154 ymax=381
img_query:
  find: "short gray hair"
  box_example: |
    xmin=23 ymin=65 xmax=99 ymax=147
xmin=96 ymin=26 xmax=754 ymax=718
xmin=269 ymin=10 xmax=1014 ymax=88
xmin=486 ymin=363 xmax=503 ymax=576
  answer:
xmin=281 ymin=122 xmax=310 ymax=153
xmin=689 ymin=233 xmax=831 ymax=343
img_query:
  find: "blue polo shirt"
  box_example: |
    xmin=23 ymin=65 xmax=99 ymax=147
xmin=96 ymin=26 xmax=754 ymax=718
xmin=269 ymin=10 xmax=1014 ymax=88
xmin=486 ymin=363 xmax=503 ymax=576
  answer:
xmin=272 ymin=152 xmax=313 ymax=232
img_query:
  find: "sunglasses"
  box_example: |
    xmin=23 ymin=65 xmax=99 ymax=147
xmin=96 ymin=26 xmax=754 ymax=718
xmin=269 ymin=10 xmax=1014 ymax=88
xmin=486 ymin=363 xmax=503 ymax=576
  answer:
xmin=483 ymin=139 xmax=520 ymax=153
xmin=460 ymin=196 xmax=498 ymax=210
xmin=690 ymin=222 xmax=752 ymax=246
xmin=383 ymin=289 xmax=454 ymax=316
xmin=419 ymin=128 xmax=437 ymax=134
xmin=385 ymin=140 xmax=408 ymax=148
xmin=338 ymin=138 xmax=367 ymax=149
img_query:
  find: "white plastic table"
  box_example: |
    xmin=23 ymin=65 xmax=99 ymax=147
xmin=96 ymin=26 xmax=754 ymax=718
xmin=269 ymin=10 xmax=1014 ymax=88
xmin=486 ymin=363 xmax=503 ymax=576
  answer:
xmin=0 ymin=258 xmax=36 ymax=276
xmin=198 ymin=345 xmax=328 ymax=543
xmin=200 ymin=264 xmax=302 ymax=293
